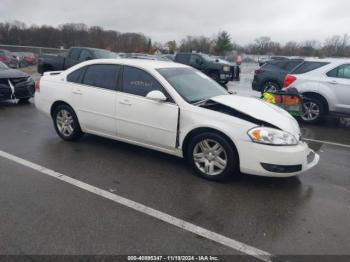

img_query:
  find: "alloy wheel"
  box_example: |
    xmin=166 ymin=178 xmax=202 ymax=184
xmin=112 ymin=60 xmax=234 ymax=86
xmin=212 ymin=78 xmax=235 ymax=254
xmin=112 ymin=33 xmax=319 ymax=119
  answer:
xmin=301 ymin=101 xmax=320 ymax=121
xmin=56 ymin=109 xmax=75 ymax=137
xmin=193 ymin=139 xmax=227 ymax=176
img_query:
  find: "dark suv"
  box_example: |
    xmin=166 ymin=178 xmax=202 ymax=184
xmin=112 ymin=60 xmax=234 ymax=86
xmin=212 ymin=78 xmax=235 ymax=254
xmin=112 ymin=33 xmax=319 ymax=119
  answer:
xmin=174 ymin=53 xmax=240 ymax=85
xmin=252 ymin=58 xmax=304 ymax=93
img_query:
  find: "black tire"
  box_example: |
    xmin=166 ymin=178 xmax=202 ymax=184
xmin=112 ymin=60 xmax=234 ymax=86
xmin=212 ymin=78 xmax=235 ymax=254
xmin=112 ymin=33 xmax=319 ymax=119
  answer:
xmin=209 ymin=71 xmax=220 ymax=83
xmin=300 ymin=96 xmax=325 ymax=124
xmin=18 ymin=97 xmax=30 ymax=104
xmin=261 ymin=81 xmax=280 ymax=94
xmin=53 ymin=104 xmax=84 ymax=141
xmin=186 ymin=132 xmax=239 ymax=181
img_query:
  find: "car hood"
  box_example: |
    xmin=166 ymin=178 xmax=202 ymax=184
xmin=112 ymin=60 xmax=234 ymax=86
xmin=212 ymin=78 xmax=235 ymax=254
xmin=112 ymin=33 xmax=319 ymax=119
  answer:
xmin=210 ymin=95 xmax=301 ymax=136
xmin=0 ymin=69 xmax=29 ymax=79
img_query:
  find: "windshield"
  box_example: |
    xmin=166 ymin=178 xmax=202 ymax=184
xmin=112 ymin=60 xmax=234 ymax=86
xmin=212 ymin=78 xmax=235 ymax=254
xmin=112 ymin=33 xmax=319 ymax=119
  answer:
xmin=0 ymin=62 xmax=8 ymax=70
xmin=93 ymin=49 xmax=118 ymax=59
xmin=157 ymin=67 xmax=228 ymax=103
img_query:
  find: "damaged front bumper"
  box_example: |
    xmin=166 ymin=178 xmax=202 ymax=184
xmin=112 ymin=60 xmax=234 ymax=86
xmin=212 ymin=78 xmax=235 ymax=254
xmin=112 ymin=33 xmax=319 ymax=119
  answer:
xmin=0 ymin=77 xmax=35 ymax=101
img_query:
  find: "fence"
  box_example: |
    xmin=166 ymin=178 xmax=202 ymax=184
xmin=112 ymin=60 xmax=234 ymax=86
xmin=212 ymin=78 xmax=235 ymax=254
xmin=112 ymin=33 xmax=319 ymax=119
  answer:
xmin=0 ymin=44 xmax=66 ymax=56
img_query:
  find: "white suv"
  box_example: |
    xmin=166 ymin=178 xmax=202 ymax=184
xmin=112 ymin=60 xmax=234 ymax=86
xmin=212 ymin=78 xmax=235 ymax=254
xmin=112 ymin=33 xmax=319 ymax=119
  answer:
xmin=284 ymin=58 xmax=350 ymax=123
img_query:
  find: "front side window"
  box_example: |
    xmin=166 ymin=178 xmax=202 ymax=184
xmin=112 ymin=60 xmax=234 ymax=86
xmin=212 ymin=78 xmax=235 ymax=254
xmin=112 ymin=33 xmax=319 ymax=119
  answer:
xmin=82 ymin=64 xmax=119 ymax=90
xmin=122 ymin=66 xmax=163 ymax=97
xmin=327 ymin=64 xmax=350 ymax=79
xmin=176 ymin=54 xmax=190 ymax=64
xmin=190 ymin=55 xmax=202 ymax=65
xmin=69 ymin=49 xmax=81 ymax=61
xmin=79 ymin=50 xmax=92 ymax=62
xmin=157 ymin=67 xmax=228 ymax=103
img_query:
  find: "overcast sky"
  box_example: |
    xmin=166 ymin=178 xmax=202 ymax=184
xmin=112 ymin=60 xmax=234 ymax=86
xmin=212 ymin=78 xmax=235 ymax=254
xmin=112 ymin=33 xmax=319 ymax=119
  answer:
xmin=0 ymin=0 xmax=349 ymax=45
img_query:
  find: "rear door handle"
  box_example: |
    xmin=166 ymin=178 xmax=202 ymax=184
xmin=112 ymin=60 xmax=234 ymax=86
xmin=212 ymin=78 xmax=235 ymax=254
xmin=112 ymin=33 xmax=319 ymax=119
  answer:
xmin=119 ymin=99 xmax=132 ymax=106
xmin=73 ymin=89 xmax=83 ymax=95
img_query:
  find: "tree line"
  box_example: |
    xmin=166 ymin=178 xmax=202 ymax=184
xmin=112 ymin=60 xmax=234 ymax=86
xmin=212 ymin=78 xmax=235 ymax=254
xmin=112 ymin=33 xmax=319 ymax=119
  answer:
xmin=1 ymin=21 xmax=350 ymax=57
xmin=0 ymin=21 xmax=151 ymax=53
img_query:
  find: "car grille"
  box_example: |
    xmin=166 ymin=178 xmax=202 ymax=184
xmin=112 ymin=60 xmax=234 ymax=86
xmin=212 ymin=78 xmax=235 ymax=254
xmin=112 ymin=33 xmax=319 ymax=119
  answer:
xmin=10 ymin=77 xmax=29 ymax=85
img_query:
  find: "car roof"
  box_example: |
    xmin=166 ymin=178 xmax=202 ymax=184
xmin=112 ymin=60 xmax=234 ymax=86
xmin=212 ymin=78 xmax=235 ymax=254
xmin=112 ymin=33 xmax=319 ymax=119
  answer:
xmin=77 ymin=58 xmax=189 ymax=70
xmin=302 ymin=57 xmax=350 ymax=63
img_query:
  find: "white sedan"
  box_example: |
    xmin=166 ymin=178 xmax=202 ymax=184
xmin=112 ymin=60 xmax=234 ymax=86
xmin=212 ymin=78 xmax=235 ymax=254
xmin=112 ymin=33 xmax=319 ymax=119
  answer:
xmin=35 ymin=59 xmax=319 ymax=181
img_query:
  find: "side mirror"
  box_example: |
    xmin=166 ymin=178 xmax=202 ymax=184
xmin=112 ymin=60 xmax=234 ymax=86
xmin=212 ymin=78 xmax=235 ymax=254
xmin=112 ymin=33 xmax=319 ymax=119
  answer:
xmin=146 ymin=90 xmax=167 ymax=102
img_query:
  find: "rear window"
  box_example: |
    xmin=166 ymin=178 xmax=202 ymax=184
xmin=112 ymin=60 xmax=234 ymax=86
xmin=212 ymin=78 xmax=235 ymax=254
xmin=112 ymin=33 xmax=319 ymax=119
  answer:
xmin=292 ymin=62 xmax=329 ymax=74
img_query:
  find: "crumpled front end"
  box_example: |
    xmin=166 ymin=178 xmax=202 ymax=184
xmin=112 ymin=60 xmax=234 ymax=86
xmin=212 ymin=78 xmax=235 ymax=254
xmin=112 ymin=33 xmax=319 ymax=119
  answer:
xmin=0 ymin=77 xmax=35 ymax=101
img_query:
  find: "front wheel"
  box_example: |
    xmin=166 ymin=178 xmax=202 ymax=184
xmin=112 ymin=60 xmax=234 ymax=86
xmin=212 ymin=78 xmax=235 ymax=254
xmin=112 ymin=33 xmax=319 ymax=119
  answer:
xmin=53 ymin=105 xmax=84 ymax=141
xmin=186 ymin=132 xmax=239 ymax=181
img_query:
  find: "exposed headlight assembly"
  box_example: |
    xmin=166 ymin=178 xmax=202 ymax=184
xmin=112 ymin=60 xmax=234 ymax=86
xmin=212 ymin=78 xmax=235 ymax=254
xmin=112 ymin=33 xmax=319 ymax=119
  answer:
xmin=223 ymin=66 xmax=230 ymax=72
xmin=248 ymin=127 xmax=298 ymax=146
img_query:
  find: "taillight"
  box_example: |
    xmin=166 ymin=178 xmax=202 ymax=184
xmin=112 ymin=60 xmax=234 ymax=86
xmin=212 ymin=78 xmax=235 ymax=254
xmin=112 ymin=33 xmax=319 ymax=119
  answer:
xmin=254 ymin=69 xmax=264 ymax=75
xmin=35 ymin=78 xmax=41 ymax=92
xmin=0 ymin=55 xmax=8 ymax=61
xmin=283 ymin=75 xmax=297 ymax=88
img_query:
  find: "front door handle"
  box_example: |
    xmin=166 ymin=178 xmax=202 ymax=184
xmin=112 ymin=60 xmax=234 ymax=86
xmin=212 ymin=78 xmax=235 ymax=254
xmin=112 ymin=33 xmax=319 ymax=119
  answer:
xmin=328 ymin=80 xmax=338 ymax=85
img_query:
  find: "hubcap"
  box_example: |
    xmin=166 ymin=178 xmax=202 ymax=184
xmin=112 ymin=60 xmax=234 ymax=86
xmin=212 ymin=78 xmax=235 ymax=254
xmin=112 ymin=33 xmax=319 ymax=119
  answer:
xmin=301 ymin=101 xmax=320 ymax=121
xmin=56 ymin=109 xmax=74 ymax=136
xmin=193 ymin=139 xmax=227 ymax=176
xmin=263 ymin=83 xmax=278 ymax=93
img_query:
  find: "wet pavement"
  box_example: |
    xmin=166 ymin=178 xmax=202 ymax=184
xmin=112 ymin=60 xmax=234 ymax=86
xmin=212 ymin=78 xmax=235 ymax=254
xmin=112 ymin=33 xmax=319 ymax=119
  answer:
xmin=0 ymin=65 xmax=350 ymax=260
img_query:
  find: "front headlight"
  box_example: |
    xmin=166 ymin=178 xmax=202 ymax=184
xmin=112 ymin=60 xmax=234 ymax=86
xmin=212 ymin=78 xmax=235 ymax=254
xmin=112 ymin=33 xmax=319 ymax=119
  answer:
xmin=248 ymin=127 xmax=298 ymax=146
xmin=223 ymin=66 xmax=230 ymax=72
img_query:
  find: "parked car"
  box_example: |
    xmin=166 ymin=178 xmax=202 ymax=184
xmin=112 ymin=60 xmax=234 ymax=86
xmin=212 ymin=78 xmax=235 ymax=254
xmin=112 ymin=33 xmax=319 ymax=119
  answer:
xmin=38 ymin=47 xmax=118 ymax=74
xmin=0 ymin=61 xmax=35 ymax=102
xmin=258 ymin=56 xmax=289 ymax=67
xmin=0 ymin=49 xmax=20 ymax=68
xmin=174 ymin=52 xmax=240 ymax=86
xmin=124 ymin=53 xmax=172 ymax=61
xmin=22 ymin=52 xmax=37 ymax=65
xmin=12 ymin=52 xmax=29 ymax=68
xmin=35 ymin=59 xmax=319 ymax=181
xmin=252 ymin=58 xmax=304 ymax=94
xmin=284 ymin=58 xmax=350 ymax=123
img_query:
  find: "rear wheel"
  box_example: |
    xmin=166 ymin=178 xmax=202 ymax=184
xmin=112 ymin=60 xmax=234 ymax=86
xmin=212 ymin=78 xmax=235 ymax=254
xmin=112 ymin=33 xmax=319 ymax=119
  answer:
xmin=53 ymin=105 xmax=84 ymax=141
xmin=300 ymin=96 xmax=325 ymax=124
xmin=262 ymin=81 xmax=279 ymax=94
xmin=186 ymin=132 xmax=239 ymax=181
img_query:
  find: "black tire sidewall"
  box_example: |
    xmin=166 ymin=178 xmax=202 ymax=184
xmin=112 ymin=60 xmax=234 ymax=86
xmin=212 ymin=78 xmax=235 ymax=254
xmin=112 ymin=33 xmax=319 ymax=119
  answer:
xmin=186 ymin=132 xmax=239 ymax=181
xmin=53 ymin=105 xmax=83 ymax=141
xmin=262 ymin=81 xmax=279 ymax=93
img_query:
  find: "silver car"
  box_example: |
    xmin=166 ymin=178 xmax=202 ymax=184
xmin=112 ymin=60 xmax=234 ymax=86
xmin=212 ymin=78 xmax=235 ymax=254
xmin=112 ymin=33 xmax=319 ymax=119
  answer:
xmin=284 ymin=58 xmax=350 ymax=123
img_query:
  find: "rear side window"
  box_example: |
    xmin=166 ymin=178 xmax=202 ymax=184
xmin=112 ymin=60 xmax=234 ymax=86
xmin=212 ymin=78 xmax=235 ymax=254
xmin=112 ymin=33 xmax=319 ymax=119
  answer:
xmin=176 ymin=54 xmax=190 ymax=64
xmin=82 ymin=64 xmax=120 ymax=90
xmin=282 ymin=61 xmax=303 ymax=71
xmin=122 ymin=66 xmax=163 ymax=97
xmin=292 ymin=62 xmax=329 ymax=74
xmin=327 ymin=64 xmax=350 ymax=79
xmin=67 ymin=67 xmax=85 ymax=83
